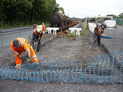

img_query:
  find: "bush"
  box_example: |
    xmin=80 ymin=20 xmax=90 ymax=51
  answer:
xmin=67 ymin=32 xmax=77 ymax=37
xmin=80 ymin=24 xmax=88 ymax=36
xmin=1 ymin=24 xmax=10 ymax=29
xmin=0 ymin=21 xmax=49 ymax=29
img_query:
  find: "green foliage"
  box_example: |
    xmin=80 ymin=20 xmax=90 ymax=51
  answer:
xmin=117 ymin=12 xmax=123 ymax=19
xmin=65 ymin=15 xmax=70 ymax=19
xmin=106 ymin=14 xmax=116 ymax=17
xmin=58 ymin=7 xmax=65 ymax=14
xmin=120 ymin=15 xmax=123 ymax=19
xmin=97 ymin=17 xmax=103 ymax=19
xmin=81 ymin=29 xmax=87 ymax=36
xmin=80 ymin=24 xmax=88 ymax=36
xmin=0 ymin=20 xmax=51 ymax=29
xmin=0 ymin=24 xmax=10 ymax=29
xmin=67 ymin=32 xmax=77 ymax=37
xmin=0 ymin=0 xmax=58 ymax=29
xmin=0 ymin=0 xmax=6 ymax=21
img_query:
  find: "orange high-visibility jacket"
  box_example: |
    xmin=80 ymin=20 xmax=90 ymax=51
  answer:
xmin=32 ymin=23 xmax=45 ymax=39
xmin=11 ymin=38 xmax=30 ymax=53
xmin=42 ymin=23 xmax=45 ymax=32
xmin=11 ymin=38 xmax=39 ymax=64
xmin=94 ymin=25 xmax=104 ymax=36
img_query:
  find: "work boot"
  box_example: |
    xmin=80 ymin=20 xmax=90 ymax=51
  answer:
xmin=15 ymin=64 xmax=21 ymax=69
xmin=36 ymin=49 xmax=40 ymax=52
xmin=32 ymin=62 xmax=40 ymax=71
xmin=98 ymin=44 xmax=101 ymax=47
xmin=98 ymin=44 xmax=102 ymax=47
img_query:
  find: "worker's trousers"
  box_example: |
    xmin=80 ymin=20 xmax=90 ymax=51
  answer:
xmin=15 ymin=46 xmax=39 ymax=69
xmin=31 ymin=35 xmax=42 ymax=51
xmin=93 ymin=31 xmax=101 ymax=46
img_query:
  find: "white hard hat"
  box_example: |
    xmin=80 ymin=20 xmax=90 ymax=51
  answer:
xmin=36 ymin=25 xmax=42 ymax=32
xmin=39 ymin=25 xmax=42 ymax=30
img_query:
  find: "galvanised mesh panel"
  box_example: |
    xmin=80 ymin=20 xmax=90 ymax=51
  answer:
xmin=0 ymin=51 xmax=123 ymax=84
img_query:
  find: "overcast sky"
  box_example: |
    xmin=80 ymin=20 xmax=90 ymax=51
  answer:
xmin=56 ymin=0 xmax=123 ymax=18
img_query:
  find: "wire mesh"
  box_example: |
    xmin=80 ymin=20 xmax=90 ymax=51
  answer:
xmin=0 ymin=51 xmax=123 ymax=84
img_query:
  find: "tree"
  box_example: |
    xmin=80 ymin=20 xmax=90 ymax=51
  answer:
xmin=15 ymin=0 xmax=33 ymax=22
xmin=30 ymin=0 xmax=57 ymax=23
xmin=1 ymin=0 xmax=59 ymax=26
xmin=106 ymin=14 xmax=116 ymax=18
xmin=3 ymin=0 xmax=32 ymax=24
xmin=0 ymin=0 xmax=6 ymax=22
xmin=3 ymin=0 xmax=17 ymax=23
xmin=58 ymin=7 xmax=65 ymax=14
xmin=118 ymin=12 xmax=123 ymax=19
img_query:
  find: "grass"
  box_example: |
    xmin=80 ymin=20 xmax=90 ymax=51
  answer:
xmin=0 ymin=22 xmax=50 ymax=29
xmin=80 ymin=23 xmax=89 ymax=36
xmin=62 ymin=22 xmax=89 ymax=39
xmin=0 ymin=23 xmax=33 ymax=29
xmin=67 ymin=32 xmax=77 ymax=37
xmin=61 ymin=32 xmax=77 ymax=39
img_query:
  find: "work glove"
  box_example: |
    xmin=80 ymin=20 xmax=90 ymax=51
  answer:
xmin=26 ymin=57 xmax=32 ymax=63
xmin=17 ymin=54 xmax=22 ymax=59
xmin=38 ymin=37 xmax=40 ymax=41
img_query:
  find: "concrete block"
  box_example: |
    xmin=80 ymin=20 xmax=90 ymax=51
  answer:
xmin=46 ymin=27 xmax=59 ymax=35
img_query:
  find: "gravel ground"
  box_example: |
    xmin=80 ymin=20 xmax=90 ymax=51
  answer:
xmin=0 ymin=23 xmax=123 ymax=92
xmin=0 ymin=80 xmax=122 ymax=92
xmin=101 ymin=25 xmax=123 ymax=64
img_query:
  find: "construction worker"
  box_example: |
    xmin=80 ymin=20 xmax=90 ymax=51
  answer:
xmin=31 ymin=23 xmax=45 ymax=52
xmin=93 ymin=23 xmax=107 ymax=47
xmin=11 ymin=38 xmax=39 ymax=69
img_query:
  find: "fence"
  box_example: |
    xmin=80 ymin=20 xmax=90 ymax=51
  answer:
xmin=0 ymin=27 xmax=33 ymax=48
xmin=0 ymin=51 xmax=123 ymax=84
xmin=0 ymin=21 xmax=43 ymax=28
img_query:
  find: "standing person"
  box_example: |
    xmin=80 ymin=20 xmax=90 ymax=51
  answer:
xmin=32 ymin=23 xmax=45 ymax=52
xmin=11 ymin=38 xmax=39 ymax=69
xmin=93 ymin=23 xmax=107 ymax=47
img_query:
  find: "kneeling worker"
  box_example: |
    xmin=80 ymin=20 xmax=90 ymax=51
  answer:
xmin=32 ymin=23 xmax=45 ymax=52
xmin=11 ymin=38 xmax=39 ymax=69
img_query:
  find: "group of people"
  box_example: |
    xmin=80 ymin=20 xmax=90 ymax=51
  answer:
xmin=11 ymin=22 xmax=107 ymax=69
xmin=11 ymin=23 xmax=45 ymax=69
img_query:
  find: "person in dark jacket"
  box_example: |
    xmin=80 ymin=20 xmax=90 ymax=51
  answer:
xmin=31 ymin=23 xmax=45 ymax=52
xmin=93 ymin=23 xmax=107 ymax=47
